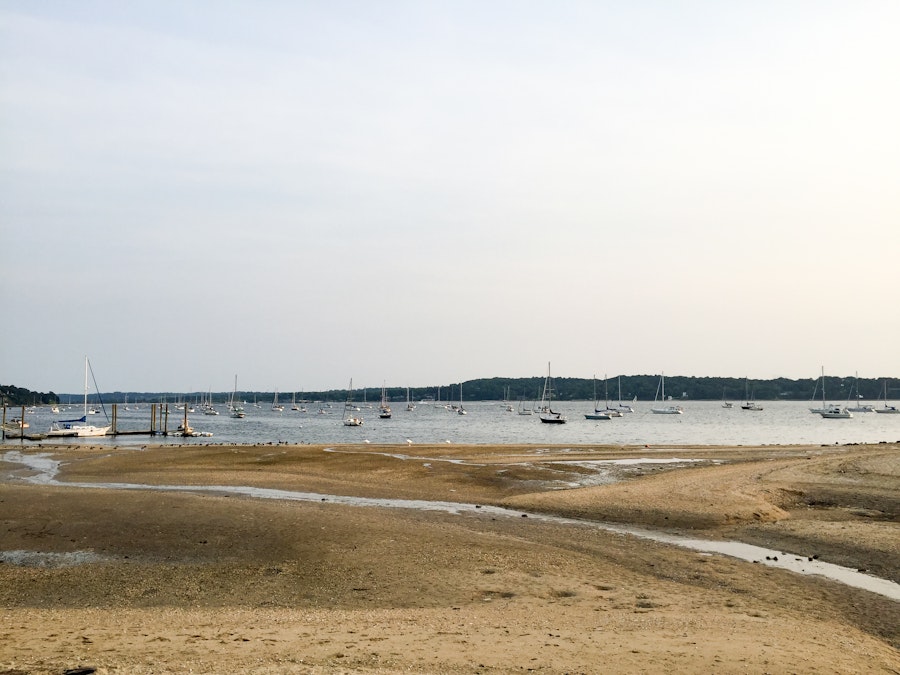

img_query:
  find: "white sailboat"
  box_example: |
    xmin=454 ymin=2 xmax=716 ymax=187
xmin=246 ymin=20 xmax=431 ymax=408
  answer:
xmin=343 ymin=379 xmax=363 ymax=426
xmin=517 ymin=386 xmax=533 ymax=415
xmin=815 ymin=369 xmax=852 ymax=418
xmin=584 ymin=375 xmax=611 ymax=420
xmin=809 ymin=367 xmax=832 ymax=414
xmin=615 ymin=376 xmax=634 ymax=413
xmin=601 ymin=375 xmax=623 ymax=417
xmin=48 ymin=357 xmax=111 ymax=437
xmin=203 ymin=388 xmax=219 ymax=415
xmin=651 ymin=372 xmax=683 ymax=414
xmin=539 ymin=362 xmax=567 ymax=424
xmin=457 ymin=382 xmax=467 ymax=415
xmin=272 ymin=389 xmax=284 ymax=412
xmin=722 ymin=386 xmax=734 ymax=409
xmin=847 ymin=373 xmax=875 ymax=413
xmin=874 ymin=380 xmax=899 ymax=414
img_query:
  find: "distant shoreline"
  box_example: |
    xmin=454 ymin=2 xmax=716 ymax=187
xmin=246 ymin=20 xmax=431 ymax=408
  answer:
xmin=9 ymin=372 xmax=899 ymax=407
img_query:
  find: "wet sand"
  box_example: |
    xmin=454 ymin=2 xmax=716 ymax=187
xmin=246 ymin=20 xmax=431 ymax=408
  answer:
xmin=1 ymin=441 xmax=898 ymax=673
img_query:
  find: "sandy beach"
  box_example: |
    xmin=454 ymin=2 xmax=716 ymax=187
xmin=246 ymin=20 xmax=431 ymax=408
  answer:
xmin=1 ymin=441 xmax=898 ymax=673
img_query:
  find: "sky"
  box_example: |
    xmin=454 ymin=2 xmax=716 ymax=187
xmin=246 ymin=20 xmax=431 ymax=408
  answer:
xmin=1 ymin=1 xmax=899 ymax=395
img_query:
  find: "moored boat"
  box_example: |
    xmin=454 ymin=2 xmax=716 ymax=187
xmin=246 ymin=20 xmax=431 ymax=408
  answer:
xmin=343 ymin=379 xmax=363 ymax=426
xmin=48 ymin=357 xmax=110 ymax=437
xmin=651 ymin=373 xmax=683 ymax=414
xmin=874 ymin=380 xmax=899 ymax=414
xmin=539 ymin=363 xmax=567 ymax=424
xmin=820 ymin=405 xmax=853 ymax=419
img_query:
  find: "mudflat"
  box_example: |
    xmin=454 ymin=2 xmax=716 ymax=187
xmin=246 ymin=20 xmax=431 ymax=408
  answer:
xmin=1 ymin=441 xmax=898 ymax=673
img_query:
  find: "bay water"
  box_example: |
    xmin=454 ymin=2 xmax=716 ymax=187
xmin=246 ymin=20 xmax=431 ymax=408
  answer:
xmin=7 ymin=400 xmax=899 ymax=446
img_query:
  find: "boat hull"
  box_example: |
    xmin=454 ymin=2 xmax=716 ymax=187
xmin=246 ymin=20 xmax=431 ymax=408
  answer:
xmin=75 ymin=425 xmax=111 ymax=437
xmin=539 ymin=415 xmax=567 ymax=424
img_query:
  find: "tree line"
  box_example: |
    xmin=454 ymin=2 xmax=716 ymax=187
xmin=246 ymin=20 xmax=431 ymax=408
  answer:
xmin=1 ymin=386 xmax=60 ymax=406
xmin=14 ymin=374 xmax=895 ymax=405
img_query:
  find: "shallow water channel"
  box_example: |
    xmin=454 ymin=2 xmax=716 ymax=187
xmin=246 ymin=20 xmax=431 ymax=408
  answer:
xmin=3 ymin=450 xmax=898 ymax=602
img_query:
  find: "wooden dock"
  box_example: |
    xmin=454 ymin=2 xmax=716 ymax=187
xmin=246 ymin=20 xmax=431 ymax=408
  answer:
xmin=2 ymin=402 xmax=185 ymax=440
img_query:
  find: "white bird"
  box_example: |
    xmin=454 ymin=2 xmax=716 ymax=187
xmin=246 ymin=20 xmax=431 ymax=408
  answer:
xmin=364 ymin=439 xmax=370 ymax=444
xmin=406 ymin=439 xmax=412 ymax=445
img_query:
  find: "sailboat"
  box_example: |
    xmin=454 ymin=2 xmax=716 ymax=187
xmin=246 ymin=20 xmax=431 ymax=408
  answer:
xmin=230 ymin=375 xmax=245 ymax=418
xmin=343 ymin=379 xmax=363 ymax=426
xmin=874 ymin=380 xmax=899 ymax=414
xmin=203 ymin=387 xmax=219 ymax=415
xmin=740 ymin=378 xmax=763 ymax=411
xmin=584 ymin=375 xmax=612 ymax=420
xmin=379 ymin=382 xmax=392 ymax=418
xmin=272 ymin=389 xmax=284 ymax=412
xmin=503 ymin=386 xmax=514 ymax=412
xmin=517 ymin=387 xmax=533 ymax=415
xmin=817 ymin=370 xmax=852 ymax=418
xmin=539 ymin=362 xmax=567 ymax=424
xmin=847 ymin=373 xmax=875 ymax=413
xmin=406 ymin=387 xmax=416 ymax=411
xmin=615 ymin=376 xmax=634 ymax=413
xmin=650 ymin=372 xmax=683 ymax=414
xmin=48 ymin=357 xmax=111 ymax=437
xmin=601 ymin=375 xmax=623 ymax=417
xmin=722 ymin=386 xmax=733 ymax=409
xmin=457 ymin=382 xmax=467 ymax=415
xmin=809 ymin=367 xmax=831 ymax=414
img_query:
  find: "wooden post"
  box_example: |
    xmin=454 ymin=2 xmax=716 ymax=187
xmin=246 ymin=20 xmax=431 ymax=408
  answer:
xmin=111 ymin=404 xmax=117 ymax=435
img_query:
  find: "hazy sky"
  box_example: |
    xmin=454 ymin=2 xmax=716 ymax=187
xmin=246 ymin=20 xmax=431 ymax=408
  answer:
xmin=2 ymin=1 xmax=898 ymax=394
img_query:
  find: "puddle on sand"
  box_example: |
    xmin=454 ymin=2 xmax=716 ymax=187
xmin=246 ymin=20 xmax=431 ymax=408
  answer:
xmin=0 ymin=550 xmax=109 ymax=567
xmin=3 ymin=450 xmax=898 ymax=601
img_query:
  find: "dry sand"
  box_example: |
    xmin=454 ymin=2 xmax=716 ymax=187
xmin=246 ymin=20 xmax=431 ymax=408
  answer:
xmin=0 ymin=441 xmax=898 ymax=673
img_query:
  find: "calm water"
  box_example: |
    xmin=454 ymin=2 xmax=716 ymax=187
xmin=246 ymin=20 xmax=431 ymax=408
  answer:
xmin=6 ymin=400 xmax=899 ymax=446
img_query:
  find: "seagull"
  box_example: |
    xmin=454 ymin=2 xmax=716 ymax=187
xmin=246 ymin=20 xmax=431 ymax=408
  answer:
xmin=363 ymin=439 xmax=370 ymax=444
xmin=406 ymin=439 xmax=413 ymax=445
